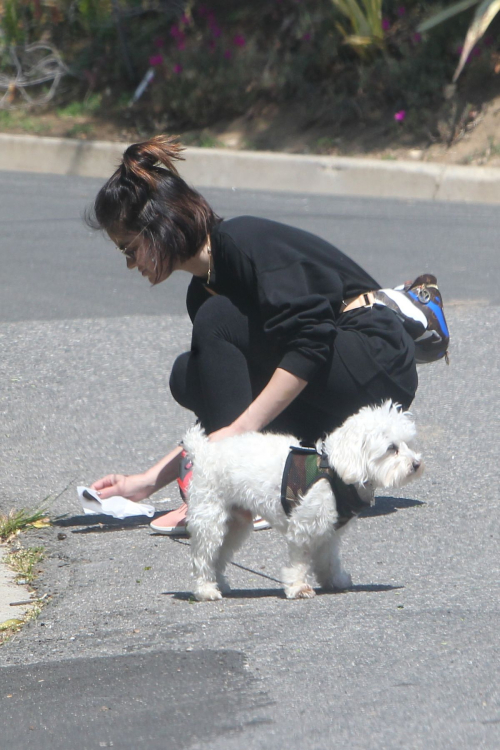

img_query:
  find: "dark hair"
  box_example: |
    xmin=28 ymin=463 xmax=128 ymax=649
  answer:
xmin=86 ymin=135 xmax=221 ymax=283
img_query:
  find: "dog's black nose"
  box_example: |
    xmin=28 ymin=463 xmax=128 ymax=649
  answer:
xmin=412 ymin=460 xmax=421 ymax=472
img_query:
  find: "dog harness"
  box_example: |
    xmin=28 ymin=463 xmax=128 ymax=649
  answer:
xmin=280 ymin=446 xmax=371 ymax=529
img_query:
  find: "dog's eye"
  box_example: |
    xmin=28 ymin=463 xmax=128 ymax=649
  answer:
xmin=387 ymin=443 xmax=398 ymax=453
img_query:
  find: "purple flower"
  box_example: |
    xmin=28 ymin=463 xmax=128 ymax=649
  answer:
xmin=412 ymin=32 xmax=422 ymax=44
xmin=149 ymin=54 xmax=163 ymax=67
xmin=154 ymin=37 xmax=165 ymax=48
xmin=224 ymin=49 xmax=232 ymax=59
xmin=302 ymin=32 xmax=312 ymax=41
xmin=206 ymin=11 xmax=219 ymax=32
xmin=233 ymin=34 xmax=246 ymax=47
xmin=173 ymin=63 xmax=183 ymax=74
xmin=170 ymin=25 xmax=186 ymax=51
xmin=394 ymin=110 xmax=406 ymax=122
xmin=206 ymin=12 xmax=221 ymax=38
xmin=181 ymin=14 xmax=190 ymax=25
xmin=382 ymin=18 xmax=391 ymax=31
xmin=397 ymin=6 xmax=406 ymax=16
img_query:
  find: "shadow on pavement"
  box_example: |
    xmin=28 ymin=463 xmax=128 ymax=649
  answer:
xmin=0 ymin=649 xmax=271 ymax=750
xmin=53 ymin=511 xmax=167 ymax=532
xmin=165 ymin=583 xmax=403 ymax=601
xmin=360 ymin=496 xmax=425 ymax=518
xmin=53 ymin=496 xmax=423 ymax=531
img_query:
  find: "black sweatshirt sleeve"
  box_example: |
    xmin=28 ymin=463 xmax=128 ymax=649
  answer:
xmin=256 ymin=260 xmax=337 ymax=381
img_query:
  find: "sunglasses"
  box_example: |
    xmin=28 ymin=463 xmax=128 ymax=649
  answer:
xmin=115 ymin=226 xmax=148 ymax=260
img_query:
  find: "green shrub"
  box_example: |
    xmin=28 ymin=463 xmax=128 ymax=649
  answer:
xmin=0 ymin=0 xmax=498 ymax=145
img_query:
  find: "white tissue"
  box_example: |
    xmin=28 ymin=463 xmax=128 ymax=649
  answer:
xmin=77 ymin=486 xmax=155 ymax=519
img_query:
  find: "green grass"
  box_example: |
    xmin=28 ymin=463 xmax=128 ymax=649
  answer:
xmin=196 ymin=134 xmax=223 ymax=149
xmin=1 ymin=546 xmax=46 ymax=643
xmin=487 ymin=137 xmax=500 ymax=157
xmin=316 ymin=136 xmax=337 ymax=152
xmin=0 ymin=508 xmax=50 ymax=542
xmin=0 ymin=110 xmax=50 ymax=134
xmin=5 ymin=546 xmax=45 ymax=583
xmin=57 ymin=93 xmax=102 ymax=118
xmin=0 ymin=110 xmax=15 ymax=127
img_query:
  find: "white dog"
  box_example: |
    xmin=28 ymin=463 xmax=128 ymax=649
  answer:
xmin=183 ymin=401 xmax=423 ymax=601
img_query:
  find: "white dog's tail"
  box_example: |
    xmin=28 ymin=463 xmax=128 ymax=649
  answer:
xmin=182 ymin=423 xmax=209 ymax=460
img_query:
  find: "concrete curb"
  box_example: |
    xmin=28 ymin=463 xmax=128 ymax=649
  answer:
xmin=1 ymin=132 xmax=500 ymax=203
xmin=0 ymin=545 xmax=31 ymax=626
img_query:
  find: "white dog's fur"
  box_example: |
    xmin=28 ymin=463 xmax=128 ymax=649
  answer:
xmin=183 ymin=401 xmax=423 ymax=601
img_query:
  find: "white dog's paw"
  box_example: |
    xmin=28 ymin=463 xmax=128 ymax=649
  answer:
xmin=285 ymin=583 xmax=316 ymax=600
xmin=194 ymin=582 xmax=223 ymax=602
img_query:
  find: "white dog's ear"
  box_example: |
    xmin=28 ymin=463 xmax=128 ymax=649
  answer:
xmin=324 ymin=415 xmax=368 ymax=485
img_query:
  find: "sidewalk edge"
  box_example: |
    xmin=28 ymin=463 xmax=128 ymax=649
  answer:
xmin=1 ymin=132 xmax=500 ymax=203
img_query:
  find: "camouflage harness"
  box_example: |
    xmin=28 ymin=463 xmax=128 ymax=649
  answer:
xmin=280 ymin=446 xmax=370 ymax=530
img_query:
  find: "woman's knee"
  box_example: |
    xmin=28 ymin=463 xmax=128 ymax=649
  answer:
xmin=191 ymin=295 xmax=246 ymax=349
xmin=169 ymin=351 xmax=194 ymax=408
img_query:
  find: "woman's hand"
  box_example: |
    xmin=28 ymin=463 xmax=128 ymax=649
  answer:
xmin=90 ymin=473 xmax=155 ymax=502
xmin=90 ymin=445 xmax=184 ymax=502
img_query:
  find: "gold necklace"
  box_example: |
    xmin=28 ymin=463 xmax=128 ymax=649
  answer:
xmin=206 ymin=236 xmax=212 ymax=285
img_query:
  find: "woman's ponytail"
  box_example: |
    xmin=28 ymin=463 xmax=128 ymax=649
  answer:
xmin=121 ymin=135 xmax=185 ymax=188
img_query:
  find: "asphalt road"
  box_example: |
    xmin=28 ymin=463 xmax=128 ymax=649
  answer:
xmin=0 ymin=172 xmax=498 ymax=750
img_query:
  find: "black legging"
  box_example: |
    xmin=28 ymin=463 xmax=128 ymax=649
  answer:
xmin=170 ymin=295 xmax=417 ymax=443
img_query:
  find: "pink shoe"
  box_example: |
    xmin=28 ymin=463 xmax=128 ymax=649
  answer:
xmin=177 ymin=450 xmax=192 ymax=501
xmin=252 ymin=516 xmax=271 ymax=531
xmin=149 ymin=505 xmax=269 ymax=535
xmin=150 ymin=503 xmax=188 ymax=536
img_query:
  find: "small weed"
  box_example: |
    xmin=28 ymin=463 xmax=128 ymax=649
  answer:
xmin=0 ymin=573 xmax=45 ymax=645
xmin=196 ymin=134 xmax=223 ymax=149
xmin=0 ymin=508 xmax=50 ymax=542
xmin=0 ymin=110 xmax=49 ymax=134
xmin=487 ymin=136 xmax=500 ymax=157
xmin=316 ymin=137 xmax=337 ymax=153
xmin=16 ymin=117 xmax=47 ymax=134
xmin=5 ymin=546 xmax=45 ymax=583
xmin=0 ymin=110 xmax=15 ymax=127
xmin=0 ymin=546 xmax=45 ymax=643
xmin=57 ymin=101 xmax=84 ymax=117
xmin=57 ymin=93 xmax=102 ymax=118
xmin=116 ymin=92 xmax=130 ymax=107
